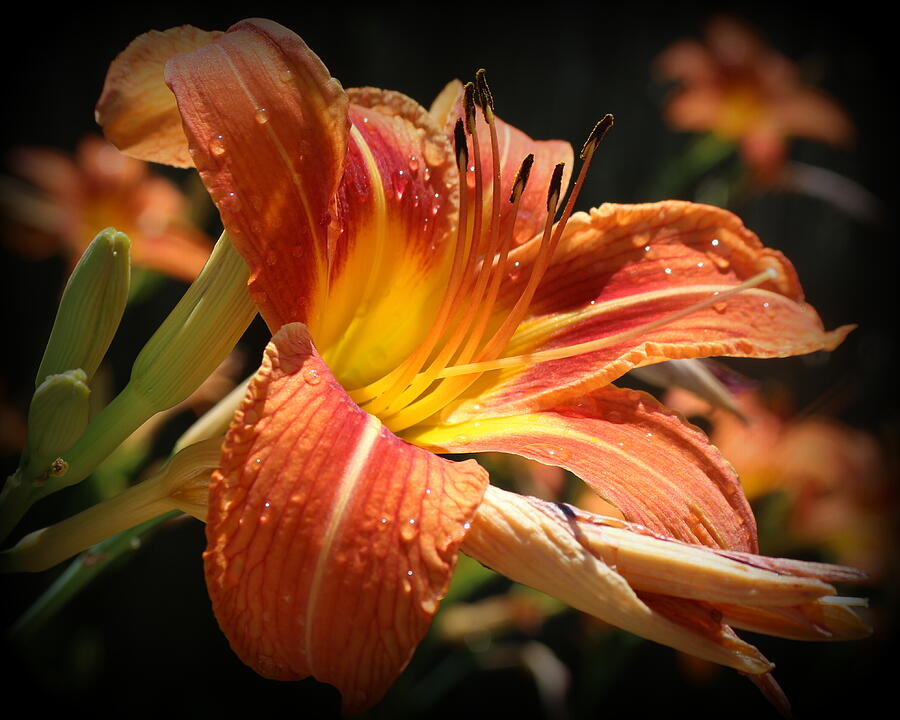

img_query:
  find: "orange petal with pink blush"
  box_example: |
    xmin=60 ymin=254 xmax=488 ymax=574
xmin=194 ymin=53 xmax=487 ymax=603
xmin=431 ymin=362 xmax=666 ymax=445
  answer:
xmin=96 ymin=25 xmax=222 ymax=168
xmin=444 ymin=201 xmax=852 ymax=421
xmin=205 ymin=323 xmax=487 ymax=714
xmin=407 ymin=384 xmax=757 ymax=553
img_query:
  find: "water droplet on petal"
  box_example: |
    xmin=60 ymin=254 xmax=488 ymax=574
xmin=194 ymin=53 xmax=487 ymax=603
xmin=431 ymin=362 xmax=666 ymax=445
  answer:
xmin=280 ymin=69 xmax=294 ymax=82
xmin=713 ymin=302 xmax=728 ymax=314
xmin=408 ymin=155 xmax=419 ymax=172
xmin=210 ymin=135 xmax=226 ymax=156
xmin=303 ymin=367 xmax=321 ymax=385
xmin=254 ymin=107 xmax=270 ymax=124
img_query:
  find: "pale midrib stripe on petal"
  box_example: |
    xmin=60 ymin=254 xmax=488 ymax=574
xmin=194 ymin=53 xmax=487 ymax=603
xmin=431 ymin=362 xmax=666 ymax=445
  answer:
xmin=214 ymin=43 xmax=322 ymax=266
xmin=508 ymin=285 xmax=778 ymax=351
xmin=304 ymin=412 xmax=383 ymax=676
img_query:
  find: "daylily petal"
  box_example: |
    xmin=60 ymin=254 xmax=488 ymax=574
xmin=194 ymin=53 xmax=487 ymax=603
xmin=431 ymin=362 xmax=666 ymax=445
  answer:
xmin=462 ymin=486 xmax=773 ymax=673
xmin=96 ymin=25 xmax=222 ymax=168
xmin=315 ymin=88 xmax=460 ymax=387
xmin=462 ymin=486 xmax=869 ymax=698
xmin=407 ymin=384 xmax=757 ymax=552
xmin=430 ymin=79 xmax=574 ymax=246
xmin=444 ymin=201 xmax=852 ymax=420
xmin=205 ymin=323 xmax=488 ymax=714
xmin=165 ymin=18 xmax=350 ymax=331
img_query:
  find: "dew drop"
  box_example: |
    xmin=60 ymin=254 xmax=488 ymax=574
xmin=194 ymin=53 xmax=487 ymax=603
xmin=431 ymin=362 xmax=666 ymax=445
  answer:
xmin=407 ymin=569 xmax=414 ymax=576
xmin=713 ymin=302 xmax=728 ymax=314
xmin=280 ymin=69 xmax=293 ymax=82
xmin=664 ymin=267 xmax=672 ymax=275
xmin=227 ymin=191 xmax=240 ymax=211
xmin=408 ymin=155 xmax=419 ymax=172
xmin=696 ymin=261 xmax=705 ymax=269
xmin=643 ymin=245 xmax=651 ymax=252
xmin=254 ymin=107 xmax=270 ymax=124
xmin=303 ymin=367 xmax=321 ymax=385
xmin=210 ymin=135 xmax=226 ymax=156
xmin=711 ymin=238 xmax=720 ymax=247
xmin=380 ymin=517 xmax=389 ymax=524
xmin=463 ymin=522 xmax=471 ymax=530
xmin=711 ymin=255 xmax=731 ymax=270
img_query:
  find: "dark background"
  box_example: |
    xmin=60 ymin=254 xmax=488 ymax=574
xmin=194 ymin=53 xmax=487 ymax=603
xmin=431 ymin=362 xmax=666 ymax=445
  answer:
xmin=1 ymin=2 xmax=897 ymax=718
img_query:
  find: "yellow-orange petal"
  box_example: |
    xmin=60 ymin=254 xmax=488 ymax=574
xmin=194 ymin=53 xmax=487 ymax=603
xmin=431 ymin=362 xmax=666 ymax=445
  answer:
xmin=407 ymin=384 xmax=757 ymax=552
xmin=445 ymin=201 xmax=852 ymax=420
xmin=96 ymin=25 xmax=222 ymax=168
xmin=165 ymin=19 xmax=350 ymax=331
xmin=205 ymin=323 xmax=488 ymax=713
xmin=315 ymin=88 xmax=460 ymax=387
xmin=430 ymin=79 xmax=574 ymax=246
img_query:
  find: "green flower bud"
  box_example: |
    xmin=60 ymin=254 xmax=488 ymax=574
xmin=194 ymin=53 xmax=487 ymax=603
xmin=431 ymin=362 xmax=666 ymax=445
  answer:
xmin=35 ymin=227 xmax=131 ymax=387
xmin=23 ymin=369 xmax=91 ymax=480
xmin=127 ymin=232 xmax=255 ymax=412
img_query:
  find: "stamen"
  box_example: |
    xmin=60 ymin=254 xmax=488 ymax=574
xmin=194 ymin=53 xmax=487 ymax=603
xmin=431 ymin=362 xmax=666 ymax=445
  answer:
xmin=433 ymin=269 xmax=778 ymax=378
xmin=372 ymin=76 xmax=509 ymax=417
xmin=581 ymin=114 xmax=614 ymax=160
xmin=475 ymin=68 xmax=495 ymax=116
xmin=463 ymin=82 xmax=477 ymax=134
xmin=510 ymin=153 xmax=535 ymax=203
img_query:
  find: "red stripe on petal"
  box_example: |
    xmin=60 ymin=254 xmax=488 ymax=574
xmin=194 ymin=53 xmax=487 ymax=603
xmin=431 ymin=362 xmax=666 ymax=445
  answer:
xmin=165 ymin=19 xmax=350 ymax=330
xmin=205 ymin=323 xmax=487 ymax=713
xmin=315 ymin=90 xmax=460 ymax=386
xmin=407 ymin=385 xmax=757 ymax=552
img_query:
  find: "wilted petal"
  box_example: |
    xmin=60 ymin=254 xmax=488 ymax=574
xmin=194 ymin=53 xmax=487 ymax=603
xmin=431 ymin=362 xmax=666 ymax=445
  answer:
xmin=96 ymin=25 xmax=222 ymax=167
xmin=463 ymin=486 xmax=869 ymax=677
xmin=205 ymin=323 xmax=487 ymax=713
xmin=445 ymin=201 xmax=852 ymax=419
xmin=408 ymin=385 xmax=757 ymax=552
xmin=462 ymin=486 xmax=774 ymax=673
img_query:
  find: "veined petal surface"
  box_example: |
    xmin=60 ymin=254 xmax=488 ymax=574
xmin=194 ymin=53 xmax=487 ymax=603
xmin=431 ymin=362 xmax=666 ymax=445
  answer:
xmin=205 ymin=324 xmax=487 ymax=713
xmin=408 ymin=385 xmax=757 ymax=552
xmin=445 ymin=201 xmax=852 ymax=421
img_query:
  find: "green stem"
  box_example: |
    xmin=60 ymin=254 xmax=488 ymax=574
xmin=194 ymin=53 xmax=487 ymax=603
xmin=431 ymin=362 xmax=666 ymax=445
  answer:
xmin=650 ymin=134 xmax=737 ymax=200
xmin=8 ymin=512 xmax=177 ymax=643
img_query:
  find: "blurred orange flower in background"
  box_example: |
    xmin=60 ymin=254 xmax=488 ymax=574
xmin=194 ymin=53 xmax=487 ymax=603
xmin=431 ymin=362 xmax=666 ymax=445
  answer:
xmin=656 ymin=15 xmax=855 ymax=183
xmin=666 ymin=385 xmax=895 ymax=579
xmin=1 ymin=135 xmax=212 ymax=281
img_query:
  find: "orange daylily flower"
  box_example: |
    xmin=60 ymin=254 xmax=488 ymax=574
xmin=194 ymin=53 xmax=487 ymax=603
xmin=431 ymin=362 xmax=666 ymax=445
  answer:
xmin=2 ymin=134 xmax=212 ymax=281
xmin=98 ymin=19 xmax=864 ymax=713
xmin=656 ymin=15 xmax=855 ymax=182
xmin=667 ymin=386 xmax=894 ymax=579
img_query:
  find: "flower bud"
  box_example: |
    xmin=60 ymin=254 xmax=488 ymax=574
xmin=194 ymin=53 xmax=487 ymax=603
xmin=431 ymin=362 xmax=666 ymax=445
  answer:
xmin=23 ymin=369 xmax=91 ymax=479
xmin=35 ymin=227 xmax=131 ymax=386
xmin=128 ymin=232 xmax=256 ymax=411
